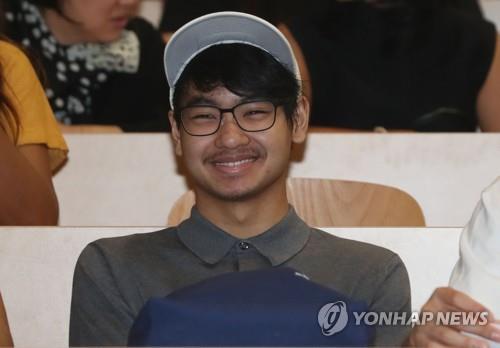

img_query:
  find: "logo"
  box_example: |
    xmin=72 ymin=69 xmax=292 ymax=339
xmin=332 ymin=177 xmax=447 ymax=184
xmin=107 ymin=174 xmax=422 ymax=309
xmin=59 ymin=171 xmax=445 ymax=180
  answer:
xmin=316 ymin=305 xmax=488 ymax=337
xmin=294 ymin=271 xmax=310 ymax=280
xmin=317 ymin=301 xmax=348 ymax=336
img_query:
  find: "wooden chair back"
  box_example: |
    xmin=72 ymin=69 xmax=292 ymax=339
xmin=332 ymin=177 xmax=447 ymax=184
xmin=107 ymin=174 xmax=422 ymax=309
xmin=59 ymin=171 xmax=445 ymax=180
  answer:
xmin=0 ymin=292 xmax=13 ymax=347
xmin=167 ymin=178 xmax=425 ymax=227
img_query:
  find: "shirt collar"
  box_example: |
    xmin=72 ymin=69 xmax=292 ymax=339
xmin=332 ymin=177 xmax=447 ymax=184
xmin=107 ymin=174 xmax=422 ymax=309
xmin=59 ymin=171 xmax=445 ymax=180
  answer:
xmin=176 ymin=206 xmax=311 ymax=266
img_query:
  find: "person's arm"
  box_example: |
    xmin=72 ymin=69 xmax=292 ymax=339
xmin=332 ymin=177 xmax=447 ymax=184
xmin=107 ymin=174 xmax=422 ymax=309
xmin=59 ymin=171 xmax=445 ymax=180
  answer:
xmin=0 ymin=292 xmax=13 ymax=347
xmin=0 ymin=126 xmax=58 ymax=225
xmin=0 ymin=41 xmax=66 ymax=225
xmin=404 ymin=287 xmax=500 ymax=346
xmin=69 ymin=242 xmax=135 ymax=347
xmin=477 ymin=35 xmax=500 ymax=131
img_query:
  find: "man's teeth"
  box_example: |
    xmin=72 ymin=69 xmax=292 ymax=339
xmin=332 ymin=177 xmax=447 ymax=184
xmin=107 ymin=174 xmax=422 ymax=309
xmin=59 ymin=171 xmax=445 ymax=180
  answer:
xmin=215 ymin=159 xmax=254 ymax=167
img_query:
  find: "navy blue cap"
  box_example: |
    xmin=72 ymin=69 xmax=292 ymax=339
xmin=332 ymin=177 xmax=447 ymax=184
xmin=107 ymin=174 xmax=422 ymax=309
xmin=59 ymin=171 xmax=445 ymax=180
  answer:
xmin=128 ymin=267 xmax=373 ymax=346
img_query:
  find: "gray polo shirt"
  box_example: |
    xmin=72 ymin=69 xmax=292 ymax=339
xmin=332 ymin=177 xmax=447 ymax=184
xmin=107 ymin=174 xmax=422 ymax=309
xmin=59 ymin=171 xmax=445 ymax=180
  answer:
xmin=69 ymin=207 xmax=411 ymax=346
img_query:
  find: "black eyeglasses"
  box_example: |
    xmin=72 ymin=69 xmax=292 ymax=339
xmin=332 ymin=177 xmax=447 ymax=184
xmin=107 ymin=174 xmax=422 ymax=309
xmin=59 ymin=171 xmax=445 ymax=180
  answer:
xmin=177 ymin=100 xmax=278 ymax=136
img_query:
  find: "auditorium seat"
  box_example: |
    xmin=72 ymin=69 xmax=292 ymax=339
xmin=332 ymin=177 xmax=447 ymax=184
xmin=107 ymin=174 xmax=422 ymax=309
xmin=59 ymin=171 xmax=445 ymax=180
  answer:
xmin=0 ymin=292 xmax=13 ymax=347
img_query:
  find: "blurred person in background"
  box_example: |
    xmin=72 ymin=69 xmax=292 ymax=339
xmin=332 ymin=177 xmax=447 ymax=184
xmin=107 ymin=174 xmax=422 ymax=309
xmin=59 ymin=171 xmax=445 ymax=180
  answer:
xmin=2 ymin=0 xmax=170 ymax=132
xmin=0 ymin=35 xmax=67 ymax=225
xmin=280 ymin=0 xmax=500 ymax=131
xmin=158 ymin=0 xmax=498 ymax=132
xmin=159 ymin=0 xmax=283 ymax=42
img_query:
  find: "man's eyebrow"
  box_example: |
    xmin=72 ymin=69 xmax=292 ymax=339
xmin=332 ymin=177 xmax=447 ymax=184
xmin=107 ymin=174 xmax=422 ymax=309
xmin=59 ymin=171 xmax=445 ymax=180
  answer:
xmin=182 ymin=96 xmax=216 ymax=107
xmin=181 ymin=95 xmax=267 ymax=108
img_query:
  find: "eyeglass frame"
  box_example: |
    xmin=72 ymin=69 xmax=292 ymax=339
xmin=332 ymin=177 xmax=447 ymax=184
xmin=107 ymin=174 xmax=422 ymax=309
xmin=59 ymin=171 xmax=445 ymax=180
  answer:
xmin=175 ymin=100 xmax=281 ymax=136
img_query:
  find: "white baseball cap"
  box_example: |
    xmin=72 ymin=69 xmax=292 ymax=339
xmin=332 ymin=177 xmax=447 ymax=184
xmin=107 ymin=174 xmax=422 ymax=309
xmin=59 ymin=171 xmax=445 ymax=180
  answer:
xmin=163 ymin=11 xmax=301 ymax=109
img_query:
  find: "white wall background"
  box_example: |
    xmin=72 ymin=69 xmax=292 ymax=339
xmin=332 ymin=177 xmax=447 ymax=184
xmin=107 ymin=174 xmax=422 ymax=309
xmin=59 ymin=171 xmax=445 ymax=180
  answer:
xmin=481 ymin=0 xmax=500 ymax=27
xmin=138 ymin=0 xmax=164 ymax=27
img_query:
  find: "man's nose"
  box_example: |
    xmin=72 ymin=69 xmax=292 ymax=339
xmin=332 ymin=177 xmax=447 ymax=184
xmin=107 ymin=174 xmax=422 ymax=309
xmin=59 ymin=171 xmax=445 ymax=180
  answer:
xmin=214 ymin=113 xmax=250 ymax=149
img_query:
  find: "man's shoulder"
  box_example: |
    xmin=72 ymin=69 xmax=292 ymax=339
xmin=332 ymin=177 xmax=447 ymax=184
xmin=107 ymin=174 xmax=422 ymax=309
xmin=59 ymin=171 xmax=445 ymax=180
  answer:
xmin=305 ymin=228 xmax=406 ymax=281
xmin=78 ymin=227 xmax=179 ymax=263
xmin=309 ymin=228 xmax=400 ymax=263
xmin=298 ymin=228 xmax=410 ymax=317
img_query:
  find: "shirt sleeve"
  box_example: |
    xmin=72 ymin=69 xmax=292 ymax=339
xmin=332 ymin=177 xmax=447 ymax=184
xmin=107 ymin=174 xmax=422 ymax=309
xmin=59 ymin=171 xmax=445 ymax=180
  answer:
xmin=369 ymin=253 xmax=412 ymax=346
xmin=69 ymin=242 xmax=135 ymax=347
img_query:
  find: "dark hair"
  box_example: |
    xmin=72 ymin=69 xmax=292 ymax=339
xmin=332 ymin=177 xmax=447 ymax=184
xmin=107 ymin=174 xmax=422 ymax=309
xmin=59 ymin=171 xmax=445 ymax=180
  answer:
xmin=173 ymin=44 xmax=301 ymax=123
xmin=29 ymin=0 xmax=80 ymax=24
xmin=29 ymin=0 xmax=61 ymax=10
xmin=160 ymin=0 xmax=282 ymax=32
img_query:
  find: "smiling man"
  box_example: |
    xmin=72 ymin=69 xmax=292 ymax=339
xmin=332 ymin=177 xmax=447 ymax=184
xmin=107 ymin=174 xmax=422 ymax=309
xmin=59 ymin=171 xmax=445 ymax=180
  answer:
xmin=69 ymin=12 xmax=500 ymax=347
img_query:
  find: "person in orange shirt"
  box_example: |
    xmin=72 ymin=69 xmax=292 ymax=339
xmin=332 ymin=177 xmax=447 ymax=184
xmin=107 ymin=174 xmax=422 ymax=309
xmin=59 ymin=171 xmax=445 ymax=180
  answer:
xmin=0 ymin=38 xmax=68 ymax=225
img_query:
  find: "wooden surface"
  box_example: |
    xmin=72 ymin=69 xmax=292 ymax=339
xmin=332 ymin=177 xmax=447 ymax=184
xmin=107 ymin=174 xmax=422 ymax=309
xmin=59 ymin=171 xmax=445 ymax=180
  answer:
xmin=168 ymin=178 xmax=425 ymax=227
xmin=0 ymin=293 xmax=13 ymax=347
xmin=0 ymin=226 xmax=462 ymax=348
xmin=167 ymin=190 xmax=195 ymax=226
xmin=287 ymin=178 xmax=425 ymax=226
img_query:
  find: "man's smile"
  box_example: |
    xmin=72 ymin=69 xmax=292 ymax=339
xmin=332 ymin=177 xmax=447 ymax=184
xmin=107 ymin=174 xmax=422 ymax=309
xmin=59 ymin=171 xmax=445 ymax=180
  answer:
xmin=209 ymin=154 xmax=260 ymax=175
xmin=214 ymin=158 xmax=256 ymax=167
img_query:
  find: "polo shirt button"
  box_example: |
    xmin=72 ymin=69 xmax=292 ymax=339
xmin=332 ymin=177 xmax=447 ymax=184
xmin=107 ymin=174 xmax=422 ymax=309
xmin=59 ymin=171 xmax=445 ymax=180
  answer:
xmin=238 ymin=241 xmax=250 ymax=250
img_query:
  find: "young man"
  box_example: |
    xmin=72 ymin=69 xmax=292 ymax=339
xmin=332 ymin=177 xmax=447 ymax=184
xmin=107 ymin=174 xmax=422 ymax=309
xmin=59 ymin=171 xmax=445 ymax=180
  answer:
xmin=69 ymin=12 xmax=500 ymax=347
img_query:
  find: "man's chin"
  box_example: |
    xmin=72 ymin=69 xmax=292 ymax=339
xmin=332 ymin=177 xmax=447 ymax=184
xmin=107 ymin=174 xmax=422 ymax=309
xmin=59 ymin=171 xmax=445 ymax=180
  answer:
xmin=201 ymin=184 xmax=262 ymax=203
xmin=211 ymin=188 xmax=257 ymax=202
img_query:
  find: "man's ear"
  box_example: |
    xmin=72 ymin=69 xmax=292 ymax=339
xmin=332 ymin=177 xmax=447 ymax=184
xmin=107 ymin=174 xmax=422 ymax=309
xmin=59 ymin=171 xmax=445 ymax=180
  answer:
xmin=168 ymin=111 xmax=183 ymax=156
xmin=292 ymin=95 xmax=310 ymax=144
